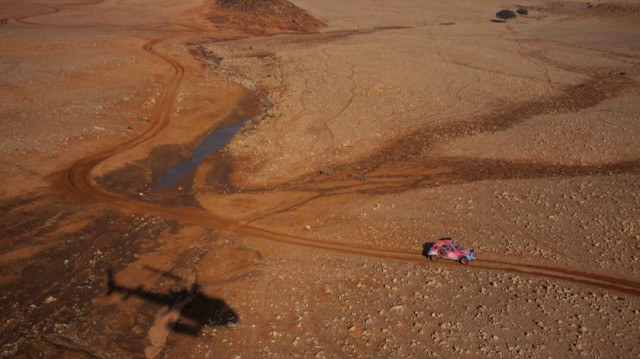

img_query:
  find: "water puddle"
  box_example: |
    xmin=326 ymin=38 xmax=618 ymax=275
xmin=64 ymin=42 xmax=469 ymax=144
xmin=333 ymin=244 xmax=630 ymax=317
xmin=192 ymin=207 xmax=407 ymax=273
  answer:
xmin=154 ymin=118 xmax=251 ymax=188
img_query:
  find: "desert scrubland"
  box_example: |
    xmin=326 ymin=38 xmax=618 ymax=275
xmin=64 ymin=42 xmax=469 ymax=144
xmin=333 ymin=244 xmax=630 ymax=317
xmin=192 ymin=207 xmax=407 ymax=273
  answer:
xmin=1 ymin=0 xmax=640 ymax=357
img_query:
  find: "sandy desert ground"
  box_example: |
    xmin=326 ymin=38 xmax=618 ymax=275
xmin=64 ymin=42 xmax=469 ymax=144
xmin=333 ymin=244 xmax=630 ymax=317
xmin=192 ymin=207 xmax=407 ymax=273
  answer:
xmin=1 ymin=0 xmax=640 ymax=357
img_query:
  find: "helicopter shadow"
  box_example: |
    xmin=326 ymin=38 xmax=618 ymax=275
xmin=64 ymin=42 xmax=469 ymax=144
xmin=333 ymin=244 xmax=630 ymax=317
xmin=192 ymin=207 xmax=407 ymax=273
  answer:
xmin=107 ymin=268 xmax=238 ymax=336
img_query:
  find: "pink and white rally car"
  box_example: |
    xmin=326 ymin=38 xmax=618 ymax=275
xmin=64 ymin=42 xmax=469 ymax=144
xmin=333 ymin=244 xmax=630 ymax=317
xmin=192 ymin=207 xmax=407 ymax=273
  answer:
xmin=427 ymin=238 xmax=476 ymax=265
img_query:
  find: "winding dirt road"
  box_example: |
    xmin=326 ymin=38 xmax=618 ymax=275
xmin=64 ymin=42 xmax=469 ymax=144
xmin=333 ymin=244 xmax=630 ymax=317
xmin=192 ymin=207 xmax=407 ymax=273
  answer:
xmin=51 ymin=36 xmax=640 ymax=298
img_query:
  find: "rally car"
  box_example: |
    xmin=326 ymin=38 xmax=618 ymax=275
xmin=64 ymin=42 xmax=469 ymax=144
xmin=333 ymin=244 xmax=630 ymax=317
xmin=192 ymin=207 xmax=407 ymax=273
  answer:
xmin=427 ymin=238 xmax=475 ymax=265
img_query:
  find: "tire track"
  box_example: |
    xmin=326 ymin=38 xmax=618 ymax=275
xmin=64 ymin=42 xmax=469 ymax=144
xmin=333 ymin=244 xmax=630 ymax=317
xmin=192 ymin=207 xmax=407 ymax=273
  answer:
xmin=56 ymin=39 xmax=183 ymax=201
xmin=477 ymin=258 xmax=640 ymax=296
xmin=52 ymin=33 xmax=640 ymax=298
xmin=59 ymin=168 xmax=640 ymax=298
xmin=13 ymin=2 xmax=63 ymax=25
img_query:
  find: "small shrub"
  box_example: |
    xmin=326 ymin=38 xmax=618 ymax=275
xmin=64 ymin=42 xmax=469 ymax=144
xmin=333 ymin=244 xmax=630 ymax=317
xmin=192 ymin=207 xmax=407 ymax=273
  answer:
xmin=516 ymin=8 xmax=529 ymax=15
xmin=496 ymin=9 xmax=517 ymax=21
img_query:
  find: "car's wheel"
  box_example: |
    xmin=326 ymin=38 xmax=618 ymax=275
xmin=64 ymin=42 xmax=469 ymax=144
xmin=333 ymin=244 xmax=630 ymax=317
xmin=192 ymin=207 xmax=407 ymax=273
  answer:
xmin=459 ymin=256 xmax=469 ymax=265
xmin=430 ymin=254 xmax=438 ymax=261
xmin=438 ymin=249 xmax=446 ymax=257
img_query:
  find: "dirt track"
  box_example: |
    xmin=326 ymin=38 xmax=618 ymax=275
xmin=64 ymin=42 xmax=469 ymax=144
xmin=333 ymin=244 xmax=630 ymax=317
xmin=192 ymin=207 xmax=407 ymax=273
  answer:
xmin=54 ymin=38 xmax=640 ymax=298
xmin=2 ymin=0 xmax=640 ymax=357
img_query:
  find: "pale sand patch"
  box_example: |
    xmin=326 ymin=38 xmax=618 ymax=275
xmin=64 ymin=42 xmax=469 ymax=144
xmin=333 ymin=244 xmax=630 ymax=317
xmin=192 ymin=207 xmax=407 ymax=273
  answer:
xmin=144 ymin=293 xmax=194 ymax=359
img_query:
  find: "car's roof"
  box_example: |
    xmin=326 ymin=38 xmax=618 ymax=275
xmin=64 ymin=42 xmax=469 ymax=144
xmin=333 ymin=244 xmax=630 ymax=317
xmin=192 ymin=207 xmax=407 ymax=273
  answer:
xmin=436 ymin=238 xmax=455 ymax=243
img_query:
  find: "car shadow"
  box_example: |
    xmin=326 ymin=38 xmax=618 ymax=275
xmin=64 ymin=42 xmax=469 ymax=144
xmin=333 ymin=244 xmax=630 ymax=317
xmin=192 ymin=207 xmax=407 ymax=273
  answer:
xmin=423 ymin=238 xmax=452 ymax=258
xmin=422 ymin=242 xmax=435 ymax=257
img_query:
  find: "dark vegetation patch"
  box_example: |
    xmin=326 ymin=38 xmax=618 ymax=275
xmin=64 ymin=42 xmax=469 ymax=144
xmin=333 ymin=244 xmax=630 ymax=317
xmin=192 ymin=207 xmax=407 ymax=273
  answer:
xmin=0 ymin=194 xmax=182 ymax=357
xmin=187 ymin=43 xmax=223 ymax=67
xmin=532 ymin=1 xmax=640 ymax=18
xmin=496 ymin=9 xmax=517 ymax=21
xmin=210 ymin=0 xmax=325 ymax=34
xmin=586 ymin=2 xmax=640 ymax=17
xmin=0 ymin=195 xmax=75 ymax=250
xmin=245 ymin=50 xmax=277 ymax=58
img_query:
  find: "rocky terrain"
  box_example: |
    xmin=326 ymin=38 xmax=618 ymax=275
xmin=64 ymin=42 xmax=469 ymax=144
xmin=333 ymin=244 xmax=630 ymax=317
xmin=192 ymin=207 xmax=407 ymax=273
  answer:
xmin=1 ymin=0 xmax=639 ymax=358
